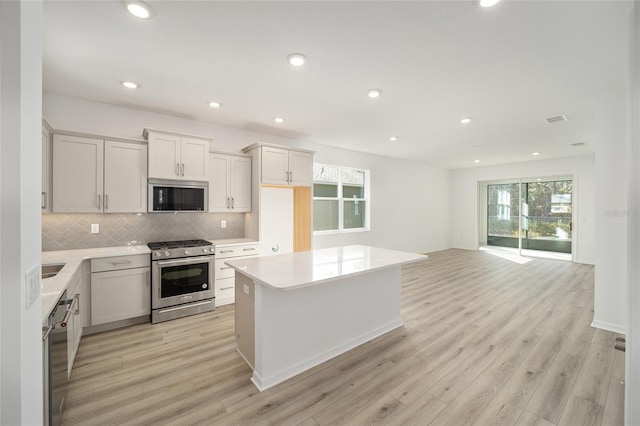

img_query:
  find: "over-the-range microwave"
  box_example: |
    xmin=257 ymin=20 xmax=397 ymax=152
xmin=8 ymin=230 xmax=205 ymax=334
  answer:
xmin=148 ymin=179 xmax=208 ymax=212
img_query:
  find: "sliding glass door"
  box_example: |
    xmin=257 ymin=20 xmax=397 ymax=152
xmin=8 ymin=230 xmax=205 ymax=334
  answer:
xmin=487 ymin=179 xmax=572 ymax=254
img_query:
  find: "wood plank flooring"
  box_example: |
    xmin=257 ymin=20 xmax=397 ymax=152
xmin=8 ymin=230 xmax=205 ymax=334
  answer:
xmin=62 ymin=249 xmax=624 ymax=425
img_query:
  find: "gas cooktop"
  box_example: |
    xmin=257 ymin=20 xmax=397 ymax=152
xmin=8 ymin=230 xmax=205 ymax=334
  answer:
xmin=147 ymin=239 xmax=213 ymax=250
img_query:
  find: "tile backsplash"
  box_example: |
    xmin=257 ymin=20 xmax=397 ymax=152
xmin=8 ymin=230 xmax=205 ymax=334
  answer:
xmin=42 ymin=212 xmax=245 ymax=251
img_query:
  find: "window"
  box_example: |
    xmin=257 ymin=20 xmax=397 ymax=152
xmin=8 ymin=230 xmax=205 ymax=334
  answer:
xmin=313 ymin=164 xmax=370 ymax=233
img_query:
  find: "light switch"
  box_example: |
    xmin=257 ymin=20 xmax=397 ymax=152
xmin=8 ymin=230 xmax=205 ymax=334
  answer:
xmin=25 ymin=265 xmax=40 ymax=308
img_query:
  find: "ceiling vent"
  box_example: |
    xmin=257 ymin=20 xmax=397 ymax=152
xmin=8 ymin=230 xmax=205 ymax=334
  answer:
xmin=545 ymin=115 xmax=568 ymax=124
xmin=571 ymin=142 xmax=586 ymax=147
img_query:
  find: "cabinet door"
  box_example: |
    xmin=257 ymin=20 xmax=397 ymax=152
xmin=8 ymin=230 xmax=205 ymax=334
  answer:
xmin=261 ymin=146 xmax=290 ymax=185
xmin=104 ymin=141 xmax=148 ymax=213
xmin=42 ymin=129 xmax=50 ymax=211
xmin=230 ymin=156 xmax=251 ymax=212
xmin=66 ymin=274 xmax=82 ymax=378
xmin=288 ymin=150 xmax=313 ymax=186
xmin=147 ymin=132 xmax=181 ymax=179
xmin=209 ymin=153 xmax=230 ymax=212
xmin=91 ymin=267 xmax=150 ymax=325
xmin=52 ymin=135 xmax=104 ymax=213
xmin=181 ymin=137 xmax=209 ymax=181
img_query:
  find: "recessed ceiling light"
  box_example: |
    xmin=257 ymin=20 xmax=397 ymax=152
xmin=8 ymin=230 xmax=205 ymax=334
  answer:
xmin=389 ymin=136 xmax=399 ymax=142
xmin=274 ymin=117 xmax=285 ymax=123
xmin=122 ymin=1 xmax=152 ymax=19
xmin=474 ymin=159 xmax=481 ymax=163
xmin=287 ymin=53 xmax=307 ymax=67
xmin=208 ymin=101 xmax=221 ymax=108
xmin=532 ymin=152 xmax=540 ymax=156
xmin=460 ymin=117 xmax=472 ymax=124
xmin=480 ymin=0 xmax=501 ymax=7
xmin=367 ymin=89 xmax=382 ymax=98
xmin=121 ymin=81 xmax=139 ymax=89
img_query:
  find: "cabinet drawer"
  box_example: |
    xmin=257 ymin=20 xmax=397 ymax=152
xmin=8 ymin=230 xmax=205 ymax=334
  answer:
xmin=216 ymin=244 xmax=260 ymax=259
xmin=215 ymin=259 xmax=235 ymax=279
xmin=91 ymin=254 xmax=149 ymax=272
xmin=215 ymin=277 xmax=235 ymax=306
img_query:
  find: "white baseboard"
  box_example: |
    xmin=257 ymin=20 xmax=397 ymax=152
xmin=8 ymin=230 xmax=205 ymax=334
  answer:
xmin=251 ymin=319 xmax=403 ymax=392
xmin=591 ymin=319 xmax=627 ymax=335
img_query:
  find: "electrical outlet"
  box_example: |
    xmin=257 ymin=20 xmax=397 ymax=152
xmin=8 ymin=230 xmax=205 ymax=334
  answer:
xmin=91 ymin=223 xmax=99 ymax=234
xmin=221 ymin=220 xmax=227 ymax=229
xmin=243 ymin=284 xmax=250 ymax=295
xmin=25 ymin=265 xmax=40 ymax=309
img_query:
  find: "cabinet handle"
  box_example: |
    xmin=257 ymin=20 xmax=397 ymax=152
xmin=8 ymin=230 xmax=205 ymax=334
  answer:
xmin=105 ymin=194 xmax=109 ymax=210
xmin=220 ymin=250 xmax=233 ymax=253
xmin=220 ymin=286 xmax=233 ymax=291
xmin=110 ymin=260 xmax=132 ymax=265
xmin=220 ymin=266 xmax=232 ymax=270
xmin=97 ymin=194 xmax=102 ymax=209
xmin=42 ymin=192 xmax=46 ymax=209
xmin=73 ymin=294 xmax=80 ymax=315
xmin=181 ymin=163 xmax=185 ymax=176
xmin=176 ymin=163 xmax=180 ymax=176
xmin=226 ymin=197 xmax=230 ymax=209
xmin=289 ymin=171 xmax=292 ymax=183
xmin=243 ymin=248 xmax=257 ymax=252
xmin=231 ymin=197 xmax=234 ymax=209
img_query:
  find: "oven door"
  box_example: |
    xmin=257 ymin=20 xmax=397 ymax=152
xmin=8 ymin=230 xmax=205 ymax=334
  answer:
xmin=152 ymin=256 xmax=215 ymax=309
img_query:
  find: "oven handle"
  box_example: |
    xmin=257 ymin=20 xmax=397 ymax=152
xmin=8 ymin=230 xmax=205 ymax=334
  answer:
xmin=156 ymin=256 xmax=213 ymax=267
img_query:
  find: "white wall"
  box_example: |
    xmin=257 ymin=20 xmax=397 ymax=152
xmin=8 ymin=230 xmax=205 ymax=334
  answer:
xmin=43 ymin=93 xmax=452 ymax=254
xmin=450 ymin=155 xmax=596 ymax=264
xmin=0 ymin=1 xmax=43 ymax=424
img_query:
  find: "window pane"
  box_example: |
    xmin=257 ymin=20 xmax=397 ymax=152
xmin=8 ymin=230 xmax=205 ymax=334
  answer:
xmin=313 ymin=183 xmax=338 ymax=198
xmin=487 ymin=183 xmax=520 ymax=239
xmin=343 ymin=185 xmax=364 ymax=199
xmin=344 ymin=200 xmax=365 ymax=229
xmin=313 ymin=164 xmax=339 ymax=183
xmin=313 ymin=200 xmax=339 ymax=231
xmin=341 ymin=168 xmax=364 ymax=185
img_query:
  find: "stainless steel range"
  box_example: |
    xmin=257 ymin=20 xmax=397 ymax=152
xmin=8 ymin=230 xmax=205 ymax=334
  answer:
xmin=148 ymin=239 xmax=215 ymax=323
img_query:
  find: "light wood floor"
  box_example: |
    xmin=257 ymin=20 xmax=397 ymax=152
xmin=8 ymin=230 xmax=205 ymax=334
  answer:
xmin=62 ymin=249 xmax=625 ymax=425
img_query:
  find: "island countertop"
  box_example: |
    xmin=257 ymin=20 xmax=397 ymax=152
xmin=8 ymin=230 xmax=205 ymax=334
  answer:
xmin=224 ymin=245 xmax=426 ymax=291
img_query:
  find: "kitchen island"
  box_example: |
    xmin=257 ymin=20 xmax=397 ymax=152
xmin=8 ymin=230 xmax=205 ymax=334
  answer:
xmin=224 ymin=245 xmax=426 ymax=391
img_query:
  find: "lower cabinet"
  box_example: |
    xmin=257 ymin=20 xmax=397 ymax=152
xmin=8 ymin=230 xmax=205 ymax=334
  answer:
xmin=215 ymin=243 xmax=260 ymax=306
xmin=90 ymin=255 xmax=150 ymax=325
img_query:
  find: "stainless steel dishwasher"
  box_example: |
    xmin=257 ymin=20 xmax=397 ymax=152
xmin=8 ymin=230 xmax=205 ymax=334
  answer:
xmin=43 ymin=291 xmax=71 ymax=426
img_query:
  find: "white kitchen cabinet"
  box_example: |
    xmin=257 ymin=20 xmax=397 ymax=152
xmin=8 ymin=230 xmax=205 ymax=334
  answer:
xmin=66 ymin=269 xmax=82 ymax=378
xmin=52 ymin=135 xmax=147 ymax=213
xmin=52 ymin=134 xmax=104 ymax=213
xmin=104 ymin=141 xmax=148 ymax=212
xmin=215 ymin=242 xmax=260 ymax=306
xmin=91 ymin=255 xmax=150 ymax=325
xmin=145 ymin=129 xmax=210 ymax=181
xmin=260 ymin=146 xmax=313 ymax=186
xmin=209 ymin=152 xmax=251 ymax=212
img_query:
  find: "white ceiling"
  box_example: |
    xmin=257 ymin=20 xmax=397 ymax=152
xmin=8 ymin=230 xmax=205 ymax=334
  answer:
xmin=43 ymin=0 xmax=630 ymax=169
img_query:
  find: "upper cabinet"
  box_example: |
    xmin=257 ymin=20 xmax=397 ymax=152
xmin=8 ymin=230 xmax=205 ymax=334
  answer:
xmin=250 ymin=145 xmax=313 ymax=186
xmin=144 ymin=129 xmax=210 ymax=181
xmin=209 ymin=152 xmax=252 ymax=212
xmin=52 ymin=134 xmax=147 ymax=213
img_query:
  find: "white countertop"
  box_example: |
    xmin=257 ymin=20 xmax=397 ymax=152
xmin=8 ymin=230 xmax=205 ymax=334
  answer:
xmin=42 ymin=245 xmax=150 ymax=322
xmin=225 ymin=245 xmax=427 ymax=291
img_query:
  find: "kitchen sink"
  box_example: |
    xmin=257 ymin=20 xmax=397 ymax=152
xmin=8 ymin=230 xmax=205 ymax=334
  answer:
xmin=42 ymin=263 xmax=65 ymax=279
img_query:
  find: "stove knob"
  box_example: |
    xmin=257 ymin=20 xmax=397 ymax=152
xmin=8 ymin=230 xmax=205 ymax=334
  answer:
xmin=184 ymin=250 xmax=190 ymax=255
xmin=202 ymin=248 xmax=209 ymax=253
xmin=164 ymin=251 xmax=170 ymax=257
xmin=155 ymin=251 xmax=162 ymax=258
